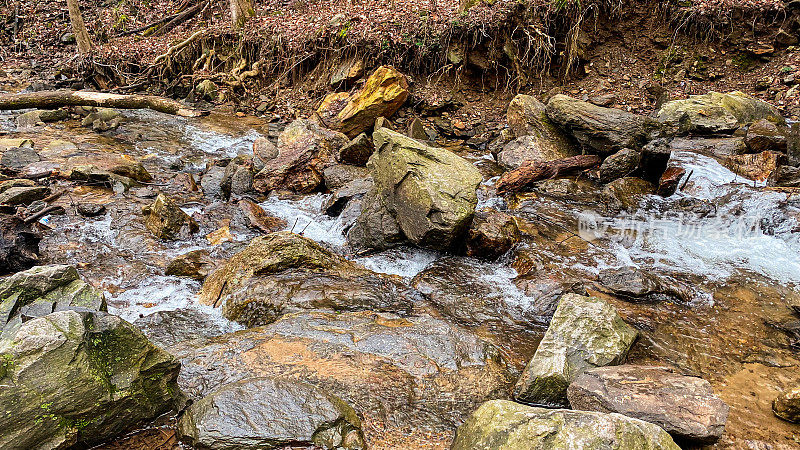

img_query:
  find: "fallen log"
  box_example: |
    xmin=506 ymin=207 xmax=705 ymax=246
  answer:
xmin=496 ymin=154 xmax=601 ymax=194
xmin=0 ymin=90 xmax=205 ymax=117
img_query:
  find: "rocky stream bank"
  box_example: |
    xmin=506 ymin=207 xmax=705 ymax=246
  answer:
xmin=1 ymin=63 xmax=800 ymax=450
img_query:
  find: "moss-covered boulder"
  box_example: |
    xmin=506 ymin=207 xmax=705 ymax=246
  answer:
xmin=178 ymin=377 xmax=365 ymax=449
xmin=253 ymin=119 xmax=349 ymax=194
xmin=513 ymin=293 xmax=637 ymax=407
xmin=451 ymin=400 xmax=679 ymax=450
xmin=355 ymin=128 xmax=482 ymax=251
xmin=0 ymin=264 xmax=106 ymax=333
xmin=198 ymin=231 xmax=417 ymax=327
xmin=656 ymin=91 xmax=784 ymax=135
xmin=0 ymin=310 xmax=181 ymax=449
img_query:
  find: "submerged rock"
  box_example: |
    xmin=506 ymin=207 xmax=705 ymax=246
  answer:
xmin=545 ymin=94 xmax=661 ymax=154
xmin=253 ymin=119 xmax=349 ymax=194
xmin=165 ymin=249 xmax=214 ymax=281
xmin=142 ymin=193 xmax=199 ymax=240
xmin=199 ymin=232 xmax=417 ymax=327
xmin=358 ymin=128 xmax=482 ymax=251
xmin=656 ymin=91 xmax=783 ymax=135
xmin=568 ymin=365 xmax=729 ymax=444
xmin=0 ymin=264 xmax=106 ymax=332
xmin=451 ymin=400 xmax=680 ymax=450
xmin=0 ymin=310 xmax=181 ymax=449
xmin=773 ymin=387 xmax=800 ymax=423
xmin=513 ymin=293 xmax=637 ymax=407
xmin=169 ymin=310 xmax=512 ymax=444
xmin=178 ymin=377 xmax=365 ymax=449
xmin=603 ymin=176 xmax=655 ymax=210
xmin=0 ymin=146 xmax=40 ymax=169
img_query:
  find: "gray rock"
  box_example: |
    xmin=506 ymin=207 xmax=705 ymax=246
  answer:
xmin=668 ymin=136 xmax=748 ymax=157
xmin=506 ymin=94 xmax=576 ymax=157
xmin=323 ymin=163 xmax=369 ymax=190
xmin=567 ymin=365 xmax=729 ymax=444
xmin=656 ymin=91 xmax=784 ymax=135
xmin=599 ymin=148 xmax=641 ymax=183
xmin=201 ymin=165 xmax=227 ymax=199
xmin=498 ymin=135 xmax=578 ymax=170
xmin=513 ymin=293 xmax=637 ymax=407
xmin=545 ymin=94 xmax=661 ymax=154
xmin=0 ymin=147 xmax=40 ymax=169
xmin=0 ymin=310 xmax=181 ymax=449
xmin=451 ymin=400 xmax=680 ymax=450
xmin=345 ymin=187 xmax=405 ymax=250
xmin=134 ymin=308 xmax=239 ymax=349
xmin=142 ymin=193 xmax=199 ymax=240
xmin=178 ymin=377 xmax=365 ymax=449
xmin=597 ymin=266 xmax=694 ymax=303
xmin=322 ymin=177 xmax=373 ymax=216
xmin=0 ymin=186 xmax=50 ymax=206
xmin=221 ymin=156 xmax=254 ymax=198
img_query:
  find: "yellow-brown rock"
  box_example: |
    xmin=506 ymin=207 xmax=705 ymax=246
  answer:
xmin=332 ymin=66 xmax=409 ymax=138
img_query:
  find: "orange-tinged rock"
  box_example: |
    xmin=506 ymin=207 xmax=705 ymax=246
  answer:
xmin=334 ymin=66 xmax=409 ymax=138
xmin=724 ymin=151 xmax=784 ymax=182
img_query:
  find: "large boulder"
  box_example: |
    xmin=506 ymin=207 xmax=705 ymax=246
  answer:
xmin=358 ymin=128 xmax=482 ymax=251
xmin=167 ymin=310 xmax=513 ymax=447
xmin=198 ymin=231 xmax=417 ymax=327
xmin=513 ymin=293 xmax=637 ymax=407
xmin=327 ymin=66 xmax=410 ymax=138
xmin=0 ymin=264 xmax=106 ymax=332
xmin=253 ymin=119 xmax=349 ymax=194
xmin=656 ymin=91 xmax=784 ymax=135
xmin=567 ymin=365 xmax=729 ymax=444
xmin=497 ymin=135 xmax=578 ymax=170
xmin=545 ymin=94 xmax=661 ymax=155
xmin=178 ymin=377 xmax=365 ymax=449
xmin=451 ymin=400 xmax=680 ymax=450
xmin=502 ymin=95 xmax=577 ymax=169
xmin=0 ymin=310 xmax=181 ymax=449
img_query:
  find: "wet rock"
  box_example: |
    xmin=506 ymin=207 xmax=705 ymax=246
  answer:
xmin=364 ymin=128 xmax=482 ymax=251
xmin=165 ymin=249 xmax=214 ymax=281
xmin=0 ymin=215 xmax=40 ymax=275
xmin=329 ymin=66 xmax=410 ymax=138
xmin=599 ymin=147 xmax=641 ymax=183
xmin=407 ymin=117 xmax=427 ymax=140
xmin=773 ymin=387 xmax=800 ymax=423
xmin=323 ymin=163 xmax=369 ymax=190
xmin=639 ymin=138 xmax=672 ymax=183
xmin=513 ymin=293 xmax=637 ymax=407
xmin=254 ymin=119 xmax=349 ymax=194
xmin=169 ymin=310 xmax=513 ymax=443
xmin=238 ymin=198 xmax=287 ymax=233
xmin=723 ymin=150 xmax=784 ymax=182
xmin=199 ymin=232 xmax=417 ymax=326
xmin=134 ymin=308 xmax=240 ymax=349
xmin=195 ymin=79 xmax=218 ymax=101
xmin=668 ymin=136 xmax=748 ymax=157
xmin=657 ymin=166 xmax=686 ymax=197
xmin=506 ymin=94 xmax=576 ymax=155
xmin=0 ymin=147 xmax=40 ymax=169
xmin=337 ymin=132 xmax=374 ymax=166
xmin=81 ymin=107 xmax=122 ymax=131
xmin=253 ymin=137 xmax=278 ymax=165
xmin=201 ymin=165 xmax=226 ymax=199
xmin=411 ymin=257 xmax=553 ymax=330
xmin=768 ymin=165 xmax=800 ymax=188
xmin=545 ymin=94 xmax=661 ymax=155
xmin=0 ymin=185 xmax=50 ymax=206
xmin=656 ymin=91 xmax=784 ymax=135
xmin=76 ymin=202 xmax=106 ymax=217
xmin=220 ymin=156 xmax=254 ymax=198
xmin=451 ymin=400 xmax=680 ymax=450
xmin=323 ymin=177 xmax=373 ymax=216
xmin=0 ymin=179 xmax=36 ymax=193
xmin=330 ymin=58 xmax=365 ymax=87
xmin=0 ymin=310 xmax=181 ymax=449
xmin=465 ymin=208 xmax=520 ymax=259
xmin=64 ymin=154 xmax=152 ymax=183
xmin=498 ymin=135 xmax=578 ymax=170
xmin=745 ymin=118 xmax=788 ymax=152
xmin=142 ymin=193 xmax=199 ymax=240
xmin=0 ymin=264 xmax=106 ymax=332
xmin=0 ymin=138 xmax=33 ymax=151
xmin=178 ymin=377 xmax=365 ymax=449
xmin=567 ymin=365 xmax=729 ymax=444
xmin=597 ymin=266 xmax=694 ymax=303
xmin=16 ymin=109 xmax=68 ymax=128
xmin=603 ymin=177 xmax=656 ymax=210
xmin=346 ymin=188 xmax=405 ymax=250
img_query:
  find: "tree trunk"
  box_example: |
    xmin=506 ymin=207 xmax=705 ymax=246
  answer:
xmin=496 ymin=155 xmax=601 ymax=194
xmin=66 ymin=0 xmax=92 ymax=55
xmin=230 ymin=0 xmax=254 ymax=29
xmin=0 ymin=90 xmax=205 ymax=117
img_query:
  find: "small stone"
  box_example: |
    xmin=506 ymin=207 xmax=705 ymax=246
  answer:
xmin=142 ymin=193 xmax=199 ymax=240
xmin=0 ymin=186 xmax=50 ymax=206
xmin=166 ymin=249 xmax=214 ymax=281
xmin=407 ymin=117 xmax=427 ymax=140
xmin=76 ymin=203 xmax=106 ymax=217
xmin=599 ymin=148 xmax=640 ymax=183
xmin=465 ymin=208 xmax=520 ymax=260
xmin=657 ymin=166 xmax=686 ymax=197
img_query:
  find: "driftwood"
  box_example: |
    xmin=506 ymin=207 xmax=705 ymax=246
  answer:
xmin=0 ymin=90 xmax=205 ymax=117
xmin=496 ymin=154 xmax=601 ymax=194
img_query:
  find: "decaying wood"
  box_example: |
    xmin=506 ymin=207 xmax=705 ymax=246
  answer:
xmin=496 ymin=154 xmax=601 ymax=194
xmin=0 ymin=90 xmax=205 ymax=117
xmin=151 ymin=1 xmax=209 ymax=37
xmin=66 ymin=0 xmax=93 ymax=55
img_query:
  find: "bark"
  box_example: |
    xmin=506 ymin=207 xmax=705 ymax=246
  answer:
xmin=496 ymin=155 xmax=601 ymax=194
xmin=0 ymin=90 xmax=205 ymax=117
xmin=66 ymin=0 xmax=93 ymax=55
xmin=230 ymin=0 xmax=255 ymax=29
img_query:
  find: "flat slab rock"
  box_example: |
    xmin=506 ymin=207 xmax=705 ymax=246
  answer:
xmin=451 ymin=400 xmax=680 ymax=450
xmin=567 ymin=365 xmax=729 ymax=444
